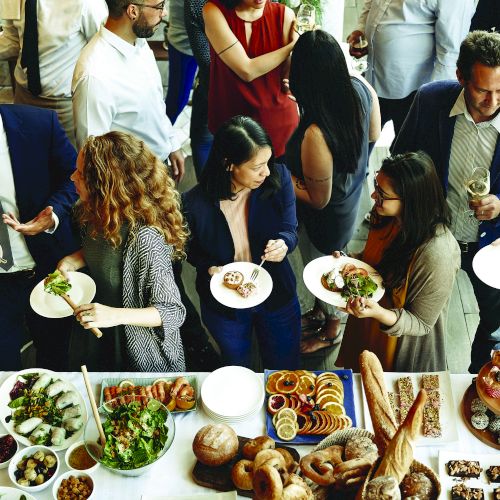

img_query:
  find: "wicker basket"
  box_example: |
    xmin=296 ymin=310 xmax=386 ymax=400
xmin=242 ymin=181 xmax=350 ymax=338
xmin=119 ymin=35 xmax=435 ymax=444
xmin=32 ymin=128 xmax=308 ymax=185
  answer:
xmin=313 ymin=427 xmax=376 ymax=452
xmin=357 ymin=457 xmax=441 ymax=500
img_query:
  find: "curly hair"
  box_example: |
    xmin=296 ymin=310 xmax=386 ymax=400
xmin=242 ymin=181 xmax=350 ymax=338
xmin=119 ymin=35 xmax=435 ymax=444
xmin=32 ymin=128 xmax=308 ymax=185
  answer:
xmin=457 ymin=30 xmax=500 ymax=81
xmin=76 ymin=131 xmax=188 ymax=259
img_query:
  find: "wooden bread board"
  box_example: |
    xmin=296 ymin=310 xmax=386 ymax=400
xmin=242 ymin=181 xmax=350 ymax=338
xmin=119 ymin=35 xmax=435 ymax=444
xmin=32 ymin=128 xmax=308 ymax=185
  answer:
xmin=192 ymin=436 xmax=300 ymax=497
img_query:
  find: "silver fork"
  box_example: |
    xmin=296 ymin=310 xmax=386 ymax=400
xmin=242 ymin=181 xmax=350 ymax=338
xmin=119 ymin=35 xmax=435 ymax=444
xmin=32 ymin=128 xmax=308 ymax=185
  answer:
xmin=250 ymin=258 xmax=266 ymax=282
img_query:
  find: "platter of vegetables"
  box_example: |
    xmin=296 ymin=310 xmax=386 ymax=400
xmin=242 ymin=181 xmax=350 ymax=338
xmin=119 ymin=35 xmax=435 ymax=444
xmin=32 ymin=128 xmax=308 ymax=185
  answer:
xmin=0 ymin=369 xmax=88 ymax=451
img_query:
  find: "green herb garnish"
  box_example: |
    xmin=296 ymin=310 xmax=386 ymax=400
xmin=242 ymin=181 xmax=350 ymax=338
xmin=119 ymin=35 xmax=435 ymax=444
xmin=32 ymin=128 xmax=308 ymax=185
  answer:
xmin=44 ymin=270 xmax=72 ymax=295
xmin=341 ymin=273 xmax=378 ymax=300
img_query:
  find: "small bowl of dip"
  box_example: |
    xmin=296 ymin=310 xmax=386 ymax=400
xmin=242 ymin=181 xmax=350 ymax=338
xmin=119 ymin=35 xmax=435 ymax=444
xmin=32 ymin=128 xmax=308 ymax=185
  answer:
xmin=65 ymin=441 xmax=99 ymax=474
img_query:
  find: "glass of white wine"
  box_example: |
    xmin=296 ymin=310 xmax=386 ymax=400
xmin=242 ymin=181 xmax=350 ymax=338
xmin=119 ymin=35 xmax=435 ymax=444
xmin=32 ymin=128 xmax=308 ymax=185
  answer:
xmin=464 ymin=166 xmax=490 ymax=224
xmin=296 ymin=4 xmax=315 ymax=35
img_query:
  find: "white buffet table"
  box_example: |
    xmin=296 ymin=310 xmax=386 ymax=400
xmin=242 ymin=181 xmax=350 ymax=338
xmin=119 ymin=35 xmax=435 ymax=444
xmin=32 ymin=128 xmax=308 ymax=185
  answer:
xmin=0 ymin=371 xmax=496 ymax=500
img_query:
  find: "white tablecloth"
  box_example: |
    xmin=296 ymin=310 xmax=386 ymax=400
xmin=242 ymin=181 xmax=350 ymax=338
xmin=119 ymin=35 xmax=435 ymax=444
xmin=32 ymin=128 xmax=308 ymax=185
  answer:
xmin=0 ymin=371 xmax=496 ymax=499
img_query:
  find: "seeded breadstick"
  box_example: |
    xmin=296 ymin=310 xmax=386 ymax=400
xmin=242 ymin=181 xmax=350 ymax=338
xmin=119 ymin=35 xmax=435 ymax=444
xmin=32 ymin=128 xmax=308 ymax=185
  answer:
xmin=397 ymin=376 xmax=414 ymax=422
xmin=423 ymin=406 xmax=441 ymax=437
xmin=422 ymin=374 xmax=439 ymax=391
xmin=387 ymin=392 xmax=400 ymax=424
xmin=425 ymin=390 xmax=441 ymax=409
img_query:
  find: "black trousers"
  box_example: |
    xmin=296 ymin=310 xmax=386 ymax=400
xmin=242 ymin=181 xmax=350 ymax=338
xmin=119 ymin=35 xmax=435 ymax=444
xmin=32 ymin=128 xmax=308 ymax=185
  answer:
xmin=379 ymin=91 xmax=417 ymax=139
xmin=460 ymin=245 xmax=500 ymax=373
xmin=0 ymin=270 xmax=71 ymax=370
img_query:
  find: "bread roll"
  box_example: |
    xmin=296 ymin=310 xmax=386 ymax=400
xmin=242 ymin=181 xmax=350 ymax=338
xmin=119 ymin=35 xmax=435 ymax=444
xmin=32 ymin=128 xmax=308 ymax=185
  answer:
xmin=192 ymin=423 xmax=239 ymax=466
xmin=359 ymin=351 xmax=398 ymax=454
xmin=365 ymin=476 xmax=401 ymax=500
xmin=374 ymin=389 xmax=427 ymax=484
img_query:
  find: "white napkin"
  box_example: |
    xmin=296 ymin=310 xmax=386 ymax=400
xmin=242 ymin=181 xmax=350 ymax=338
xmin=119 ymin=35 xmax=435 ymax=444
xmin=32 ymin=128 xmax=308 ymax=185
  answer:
xmin=0 ymin=0 xmax=21 ymax=20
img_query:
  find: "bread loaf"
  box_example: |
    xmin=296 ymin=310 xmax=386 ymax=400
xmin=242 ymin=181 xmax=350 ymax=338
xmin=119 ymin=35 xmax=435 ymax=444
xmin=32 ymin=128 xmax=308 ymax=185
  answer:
xmin=373 ymin=389 xmax=428 ymax=484
xmin=359 ymin=351 xmax=398 ymax=453
xmin=192 ymin=423 xmax=239 ymax=466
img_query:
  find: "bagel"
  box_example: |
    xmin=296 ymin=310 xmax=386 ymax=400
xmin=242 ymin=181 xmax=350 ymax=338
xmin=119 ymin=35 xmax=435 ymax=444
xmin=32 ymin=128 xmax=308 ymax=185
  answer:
xmin=276 ymin=447 xmax=298 ymax=473
xmin=282 ymin=483 xmax=310 ymax=500
xmin=254 ymin=449 xmax=286 ymax=471
xmin=242 ymin=435 xmax=275 ymax=460
xmin=253 ymin=464 xmax=283 ymax=500
xmin=231 ymin=459 xmax=253 ymax=490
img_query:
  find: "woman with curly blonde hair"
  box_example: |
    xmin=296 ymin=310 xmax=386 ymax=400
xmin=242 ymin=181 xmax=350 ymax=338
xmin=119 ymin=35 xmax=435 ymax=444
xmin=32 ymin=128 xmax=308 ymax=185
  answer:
xmin=58 ymin=131 xmax=188 ymax=372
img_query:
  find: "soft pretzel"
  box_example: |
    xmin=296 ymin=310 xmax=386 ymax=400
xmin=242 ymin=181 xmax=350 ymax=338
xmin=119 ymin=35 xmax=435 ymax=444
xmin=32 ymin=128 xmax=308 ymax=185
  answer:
xmin=242 ymin=435 xmax=275 ymax=460
xmin=231 ymin=459 xmax=253 ymax=490
xmin=253 ymin=464 xmax=283 ymax=500
xmin=299 ymin=446 xmax=344 ymax=486
xmin=276 ymin=447 xmax=298 ymax=473
xmin=331 ymin=457 xmax=373 ymax=490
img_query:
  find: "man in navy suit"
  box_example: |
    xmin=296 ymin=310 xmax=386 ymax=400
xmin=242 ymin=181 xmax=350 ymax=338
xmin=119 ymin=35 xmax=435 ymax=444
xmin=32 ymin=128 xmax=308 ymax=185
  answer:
xmin=0 ymin=104 xmax=78 ymax=370
xmin=393 ymin=31 xmax=500 ymax=373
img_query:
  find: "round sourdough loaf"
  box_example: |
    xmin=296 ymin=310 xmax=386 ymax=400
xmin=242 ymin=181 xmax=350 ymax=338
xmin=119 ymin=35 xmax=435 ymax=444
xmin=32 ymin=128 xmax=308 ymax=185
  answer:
xmin=192 ymin=424 xmax=239 ymax=466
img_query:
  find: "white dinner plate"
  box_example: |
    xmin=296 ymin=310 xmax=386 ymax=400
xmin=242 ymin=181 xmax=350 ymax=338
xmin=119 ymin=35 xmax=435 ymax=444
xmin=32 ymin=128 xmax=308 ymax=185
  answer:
xmin=0 ymin=368 xmax=88 ymax=451
xmin=302 ymin=255 xmax=385 ymax=307
xmin=473 ymin=243 xmax=500 ymax=289
xmin=201 ymin=366 xmax=264 ymax=418
xmin=209 ymin=262 xmax=273 ymax=309
xmin=0 ymin=486 xmax=36 ymax=500
xmin=30 ymin=271 xmax=96 ymax=318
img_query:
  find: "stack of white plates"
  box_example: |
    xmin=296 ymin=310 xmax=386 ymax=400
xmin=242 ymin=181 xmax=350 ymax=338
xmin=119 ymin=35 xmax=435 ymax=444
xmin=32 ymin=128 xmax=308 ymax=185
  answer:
xmin=201 ymin=366 xmax=264 ymax=424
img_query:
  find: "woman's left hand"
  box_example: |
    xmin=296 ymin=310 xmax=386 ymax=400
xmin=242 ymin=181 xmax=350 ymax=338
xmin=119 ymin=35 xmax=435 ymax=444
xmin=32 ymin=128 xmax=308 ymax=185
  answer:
xmin=346 ymin=296 xmax=379 ymax=318
xmin=74 ymin=303 xmax=121 ymax=329
xmin=263 ymin=239 xmax=288 ymax=262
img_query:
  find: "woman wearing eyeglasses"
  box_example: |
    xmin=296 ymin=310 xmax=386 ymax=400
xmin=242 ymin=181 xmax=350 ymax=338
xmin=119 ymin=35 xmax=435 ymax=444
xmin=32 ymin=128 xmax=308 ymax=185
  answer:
xmin=285 ymin=30 xmax=381 ymax=354
xmin=336 ymin=151 xmax=460 ymax=372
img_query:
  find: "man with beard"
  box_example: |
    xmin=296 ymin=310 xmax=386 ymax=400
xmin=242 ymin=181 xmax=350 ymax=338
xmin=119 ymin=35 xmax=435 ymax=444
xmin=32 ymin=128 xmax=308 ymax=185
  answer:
xmin=72 ymin=0 xmax=184 ymax=180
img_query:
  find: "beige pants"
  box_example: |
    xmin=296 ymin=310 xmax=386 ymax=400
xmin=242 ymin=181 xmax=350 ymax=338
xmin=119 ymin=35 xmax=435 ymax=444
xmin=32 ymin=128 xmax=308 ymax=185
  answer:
xmin=14 ymin=83 xmax=76 ymax=149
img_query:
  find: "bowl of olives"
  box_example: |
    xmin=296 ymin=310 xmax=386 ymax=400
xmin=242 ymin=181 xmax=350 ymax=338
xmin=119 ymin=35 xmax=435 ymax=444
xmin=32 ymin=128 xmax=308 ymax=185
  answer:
xmin=8 ymin=445 xmax=59 ymax=492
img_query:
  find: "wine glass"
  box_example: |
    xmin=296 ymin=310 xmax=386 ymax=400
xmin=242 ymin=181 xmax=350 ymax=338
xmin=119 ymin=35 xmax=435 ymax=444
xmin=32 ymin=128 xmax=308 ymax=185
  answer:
xmin=350 ymin=34 xmax=368 ymax=74
xmin=464 ymin=166 xmax=490 ymax=224
xmin=296 ymin=4 xmax=315 ymax=35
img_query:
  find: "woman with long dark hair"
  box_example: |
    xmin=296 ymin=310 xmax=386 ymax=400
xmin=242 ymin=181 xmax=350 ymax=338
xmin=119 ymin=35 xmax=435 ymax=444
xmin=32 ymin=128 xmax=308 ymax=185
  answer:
xmin=285 ymin=30 xmax=381 ymax=353
xmin=58 ymin=131 xmax=188 ymax=372
xmin=337 ymin=152 xmax=460 ymax=372
xmin=182 ymin=115 xmax=301 ymax=369
xmin=203 ymin=0 xmax=299 ymax=158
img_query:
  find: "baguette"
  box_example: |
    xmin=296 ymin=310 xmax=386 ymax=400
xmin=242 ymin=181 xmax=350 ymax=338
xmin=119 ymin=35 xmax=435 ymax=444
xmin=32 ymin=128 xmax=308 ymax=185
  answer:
xmin=359 ymin=351 xmax=398 ymax=453
xmin=373 ymin=389 xmax=427 ymax=484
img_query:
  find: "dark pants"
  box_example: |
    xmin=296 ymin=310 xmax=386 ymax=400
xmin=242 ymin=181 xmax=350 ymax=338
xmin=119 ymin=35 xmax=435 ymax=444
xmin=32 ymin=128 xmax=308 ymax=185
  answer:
xmin=379 ymin=91 xmax=417 ymax=138
xmin=190 ymin=77 xmax=213 ymax=179
xmin=201 ymin=298 xmax=301 ymax=370
xmin=165 ymin=43 xmax=198 ymax=124
xmin=172 ymin=261 xmax=222 ymax=371
xmin=460 ymin=244 xmax=500 ymax=373
xmin=0 ymin=270 xmax=71 ymax=370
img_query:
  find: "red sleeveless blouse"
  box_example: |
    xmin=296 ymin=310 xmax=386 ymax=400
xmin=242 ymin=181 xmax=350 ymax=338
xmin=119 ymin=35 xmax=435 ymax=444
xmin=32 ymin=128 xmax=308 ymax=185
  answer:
xmin=207 ymin=0 xmax=299 ymax=157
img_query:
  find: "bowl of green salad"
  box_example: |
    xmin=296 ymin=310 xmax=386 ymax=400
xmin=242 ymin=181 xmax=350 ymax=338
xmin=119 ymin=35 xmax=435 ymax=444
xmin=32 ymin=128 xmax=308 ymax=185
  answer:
xmin=83 ymin=396 xmax=175 ymax=477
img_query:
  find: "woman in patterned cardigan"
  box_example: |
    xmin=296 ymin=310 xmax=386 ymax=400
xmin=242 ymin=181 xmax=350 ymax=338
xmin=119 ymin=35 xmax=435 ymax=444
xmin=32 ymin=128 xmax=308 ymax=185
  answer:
xmin=58 ymin=131 xmax=188 ymax=372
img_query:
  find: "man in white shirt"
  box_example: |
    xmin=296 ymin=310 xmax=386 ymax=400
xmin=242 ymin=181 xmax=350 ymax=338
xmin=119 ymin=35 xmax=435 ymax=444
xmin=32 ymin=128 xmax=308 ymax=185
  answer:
xmin=0 ymin=104 xmax=79 ymax=370
xmin=393 ymin=31 xmax=500 ymax=373
xmin=72 ymin=0 xmax=185 ymax=180
xmin=347 ymin=0 xmax=476 ymax=136
xmin=0 ymin=0 xmax=108 ymax=147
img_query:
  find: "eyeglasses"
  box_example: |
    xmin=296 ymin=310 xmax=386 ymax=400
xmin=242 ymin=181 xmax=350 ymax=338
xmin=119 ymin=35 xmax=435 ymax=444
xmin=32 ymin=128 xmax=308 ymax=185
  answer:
xmin=130 ymin=1 xmax=165 ymax=11
xmin=373 ymin=174 xmax=402 ymax=206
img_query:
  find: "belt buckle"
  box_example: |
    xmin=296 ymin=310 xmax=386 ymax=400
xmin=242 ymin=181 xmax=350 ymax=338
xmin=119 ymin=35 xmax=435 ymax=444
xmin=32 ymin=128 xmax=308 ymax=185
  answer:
xmin=459 ymin=241 xmax=470 ymax=253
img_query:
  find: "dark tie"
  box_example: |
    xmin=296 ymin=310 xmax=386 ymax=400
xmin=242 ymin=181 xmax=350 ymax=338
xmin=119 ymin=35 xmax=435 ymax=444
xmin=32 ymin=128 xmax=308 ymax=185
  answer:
xmin=0 ymin=200 xmax=14 ymax=271
xmin=20 ymin=0 xmax=42 ymax=96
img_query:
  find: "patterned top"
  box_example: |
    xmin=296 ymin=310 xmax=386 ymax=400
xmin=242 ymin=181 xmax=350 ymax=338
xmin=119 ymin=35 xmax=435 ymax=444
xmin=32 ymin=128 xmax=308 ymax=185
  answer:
xmin=122 ymin=225 xmax=186 ymax=372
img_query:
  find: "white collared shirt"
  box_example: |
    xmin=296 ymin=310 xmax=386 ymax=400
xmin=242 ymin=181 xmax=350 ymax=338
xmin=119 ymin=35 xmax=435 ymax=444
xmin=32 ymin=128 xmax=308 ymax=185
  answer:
xmin=72 ymin=26 xmax=180 ymax=160
xmin=357 ymin=0 xmax=475 ymax=99
xmin=0 ymin=0 xmax=108 ymax=99
xmin=447 ymin=90 xmax=500 ymax=242
xmin=0 ymin=114 xmax=36 ymax=272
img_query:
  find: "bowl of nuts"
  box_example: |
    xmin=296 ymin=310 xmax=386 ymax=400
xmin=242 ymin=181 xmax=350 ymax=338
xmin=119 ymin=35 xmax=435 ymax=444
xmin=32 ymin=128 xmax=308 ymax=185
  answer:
xmin=8 ymin=445 xmax=59 ymax=492
xmin=0 ymin=434 xmax=18 ymax=470
xmin=52 ymin=470 xmax=95 ymax=500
